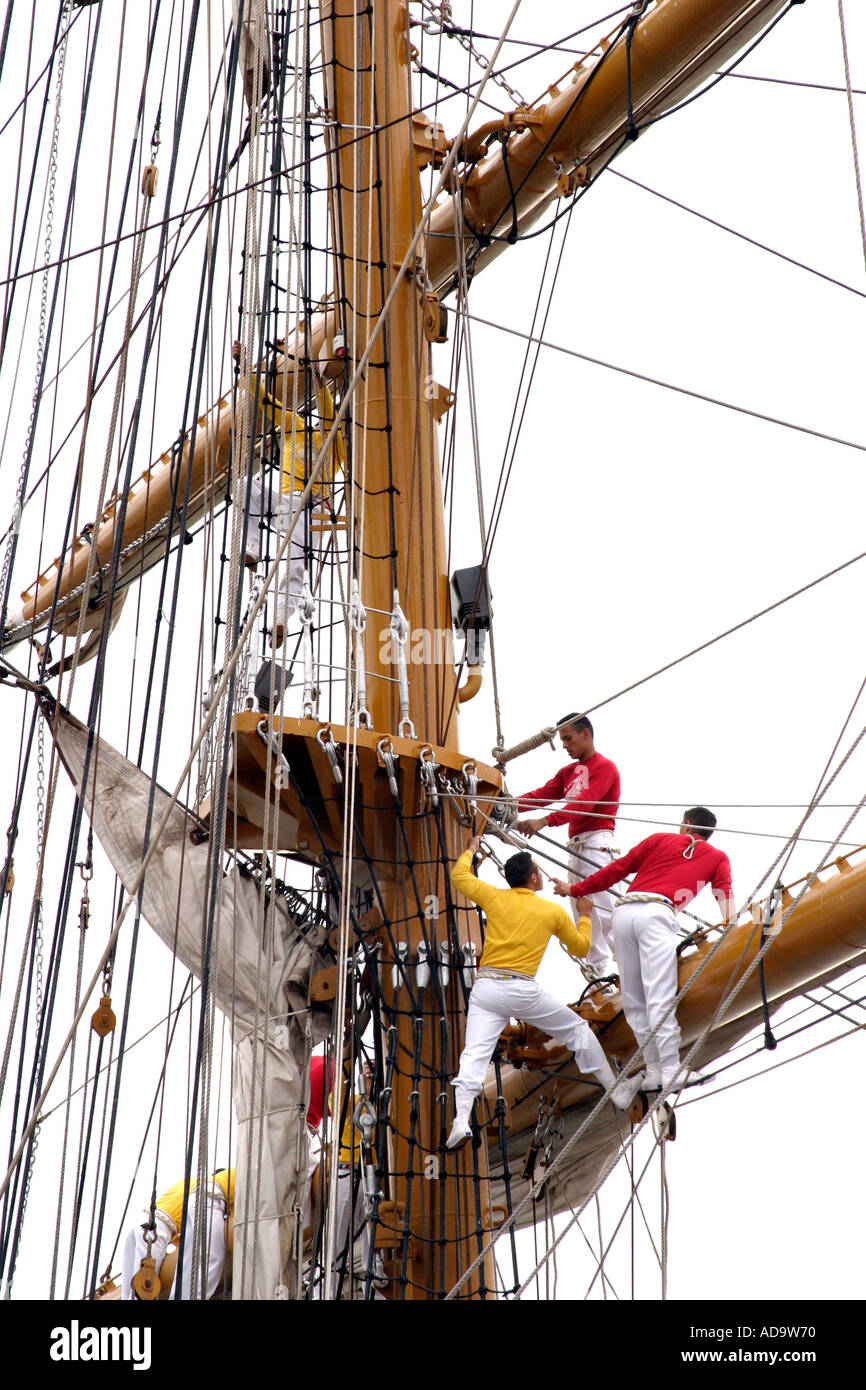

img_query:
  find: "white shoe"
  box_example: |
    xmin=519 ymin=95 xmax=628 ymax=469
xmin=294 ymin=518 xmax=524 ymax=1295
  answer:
xmin=660 ymin=1065 xmax=706 ymax=1094
xmin=642 ymin=1065 xmax=662 ymax=1091
xmin=446 ymin=1112 xmax=472 ymax=1150
xmin=610 ymin=1072 xmax=645 ymax=1110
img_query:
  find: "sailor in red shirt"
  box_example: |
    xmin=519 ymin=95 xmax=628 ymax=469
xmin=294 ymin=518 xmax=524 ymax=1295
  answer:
xmin=553 ymin=807 xmax=735 ymax=1101
xmin=516 ymin=713 xmax=622 ymax=980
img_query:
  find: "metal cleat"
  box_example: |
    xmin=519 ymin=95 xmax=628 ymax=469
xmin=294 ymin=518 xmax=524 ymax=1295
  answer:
xmin=416 ymin=942 xmax=431 ymax=990
xmin=461 ymin=941 xmax=477 ymax=989
xmin=438 ymin=941 xmax=450 ymax=989
xmin=392 ymin=941 xmax=409 ymax=993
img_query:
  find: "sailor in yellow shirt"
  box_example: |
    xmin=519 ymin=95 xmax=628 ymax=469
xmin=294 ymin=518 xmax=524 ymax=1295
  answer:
xmin=121 ymin=1168 xmax=234 ymax=1300
xmin=447 ymin=835 xmax=622 ymax=1150
xmin=244 ymin=378 xmax=345 ymax=644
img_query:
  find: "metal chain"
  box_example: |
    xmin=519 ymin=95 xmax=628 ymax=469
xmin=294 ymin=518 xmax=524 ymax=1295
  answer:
xmin=3 ymin=513 xmax=172 ymax=646
xmin=0 ymin=0 xmax=72 ymax=623
xmin=416 ymin=1 xmax=528 ymax=107
xmin=34 ymin=716 xmax=46 ymax=1035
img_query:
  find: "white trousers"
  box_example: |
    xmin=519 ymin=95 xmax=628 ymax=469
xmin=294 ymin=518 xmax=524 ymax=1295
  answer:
xmin=245 ymin=477 xmax=307 ymax=625
xmin=568 ymin=830 xmax=622 ymax=976
xmin=301 ymin=1126 xmax=319 ymax=1234
xmin=177 ymin=1187 xmax=228 ymax=1300
xmin=121 ymin=1187 xmax=227 ymax=1301
xmin=612 ymin=899 xmax=681 ymax=1072
xmin=452 ymin=976 xmax=615 ymax=1112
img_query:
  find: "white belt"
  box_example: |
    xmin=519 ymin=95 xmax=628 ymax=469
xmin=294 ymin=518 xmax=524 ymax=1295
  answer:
xmin=148 ymin=1208 xmax=178 ymax=1238
xmin=569 ymin=833 xmax=615 ymax=845
xmin=477 ymin=965 xmax=534 ymax=981
xmin=621 ymin=892 xmax=674 ymax=908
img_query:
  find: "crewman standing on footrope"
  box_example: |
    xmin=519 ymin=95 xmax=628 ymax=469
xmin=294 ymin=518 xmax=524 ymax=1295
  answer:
xmin=447 ymin=832 xmax=626 ymax=1151
xmin=516 ymin=713 xmax=622 ymax=981
xmin=553 ymin=808 xmax=735 ymax=1103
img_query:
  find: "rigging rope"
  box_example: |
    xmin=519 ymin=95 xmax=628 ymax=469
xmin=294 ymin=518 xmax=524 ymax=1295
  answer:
xmin=836 ymin=0 xmax=866 ymax=277
xmin=610 ymin=168 xmax=866 ymax=304
xmin=490 ymin=545 xmax=866 ymax=766
xmin=467 ymin=312 xmax=866 ymax=456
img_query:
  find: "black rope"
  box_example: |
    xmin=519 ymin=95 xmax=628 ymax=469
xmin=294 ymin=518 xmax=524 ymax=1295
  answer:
xmin=624 ymin=2 xmax=649 ymax=143
xmin=759 ymin=883 xmax=782 ymax=1051
xmin=640 ymin=1 xmax=801 ymax=138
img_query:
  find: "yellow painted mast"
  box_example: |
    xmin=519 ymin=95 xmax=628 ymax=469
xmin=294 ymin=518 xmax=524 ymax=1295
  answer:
xmin=320 ymin=0 xmax=493 ymax=1299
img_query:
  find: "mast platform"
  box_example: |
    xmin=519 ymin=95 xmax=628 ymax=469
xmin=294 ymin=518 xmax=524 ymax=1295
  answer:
xmin=203 ymin=713 xmax=504 ymax=859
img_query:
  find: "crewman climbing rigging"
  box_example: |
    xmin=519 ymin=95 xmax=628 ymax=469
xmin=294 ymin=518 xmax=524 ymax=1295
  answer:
xmin=241 ymin=360 xmax=346 ymax=647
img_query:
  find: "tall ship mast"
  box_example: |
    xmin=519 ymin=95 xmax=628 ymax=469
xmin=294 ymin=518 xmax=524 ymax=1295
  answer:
xmin=0 ymin=0 xmax=865 ymax=1304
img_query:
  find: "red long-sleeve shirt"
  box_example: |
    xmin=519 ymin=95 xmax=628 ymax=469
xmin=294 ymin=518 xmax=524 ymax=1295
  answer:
xmin=569 ymin=832 xmax=733 ymax=915
xmin=518 ymin=752 xmax=620 ymax=838
xmin=307 ymin=1055 xmax=332 ymax=1130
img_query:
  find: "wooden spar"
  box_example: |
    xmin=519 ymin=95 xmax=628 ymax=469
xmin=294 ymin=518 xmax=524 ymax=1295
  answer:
xmin=321 ymin=0 xmax=492 ymax=1300
xmin=1 ymin=313 xmax=340 ymax=642
xmin=4 ymin=0 xmax=792 ymax=649
xmin=427 ymin=0 xmax=789 ymax=291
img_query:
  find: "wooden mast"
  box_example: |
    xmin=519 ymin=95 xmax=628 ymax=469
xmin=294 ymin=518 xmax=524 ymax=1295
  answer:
xmin=323 ymin=0 xmax=456 ymax=745
xmin=322 ymin=0 xmax=492 ymax=1298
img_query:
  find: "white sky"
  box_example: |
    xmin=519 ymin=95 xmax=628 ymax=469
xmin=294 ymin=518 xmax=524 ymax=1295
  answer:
xmin=1 ymin=0 xmax=865 ymax=1306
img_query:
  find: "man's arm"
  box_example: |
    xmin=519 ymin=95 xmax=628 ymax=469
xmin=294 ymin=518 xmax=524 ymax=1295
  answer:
xmin=450 ymin=836 xmax=498 ymax=912
xmin=552 ymin=837 xmax=652 ymax=899
xmin=552 ymin=905 xmax=592 ymax=959
xmin=711 ymin=853 xmax=736 ymax=925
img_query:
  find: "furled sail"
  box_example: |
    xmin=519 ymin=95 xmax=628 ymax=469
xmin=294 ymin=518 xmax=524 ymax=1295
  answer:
xmin=48 ymin=704 xmax=333 ymax=1299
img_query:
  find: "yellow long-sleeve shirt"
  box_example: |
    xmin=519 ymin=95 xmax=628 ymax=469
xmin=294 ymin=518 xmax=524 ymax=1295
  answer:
xmin=450 ymin=851 xmax=591 ymax=976
xmin=156 ymin=1168 xmax=234 ymax=1229
xmin=257 ymin=382 xmax=345 ymax=494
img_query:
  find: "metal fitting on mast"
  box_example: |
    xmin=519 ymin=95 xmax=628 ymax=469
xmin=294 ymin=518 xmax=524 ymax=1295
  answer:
xmin=350 ymin=579 xmax=372 ymax=728
xmin=299 ymin=571 xmax=318 ymax=720
xmin=389 ymin=590 xmax=415 ymax=738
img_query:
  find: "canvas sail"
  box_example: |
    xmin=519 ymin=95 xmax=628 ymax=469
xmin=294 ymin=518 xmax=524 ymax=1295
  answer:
xmin=48 ymin=703 xmax=332 ymax=1298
